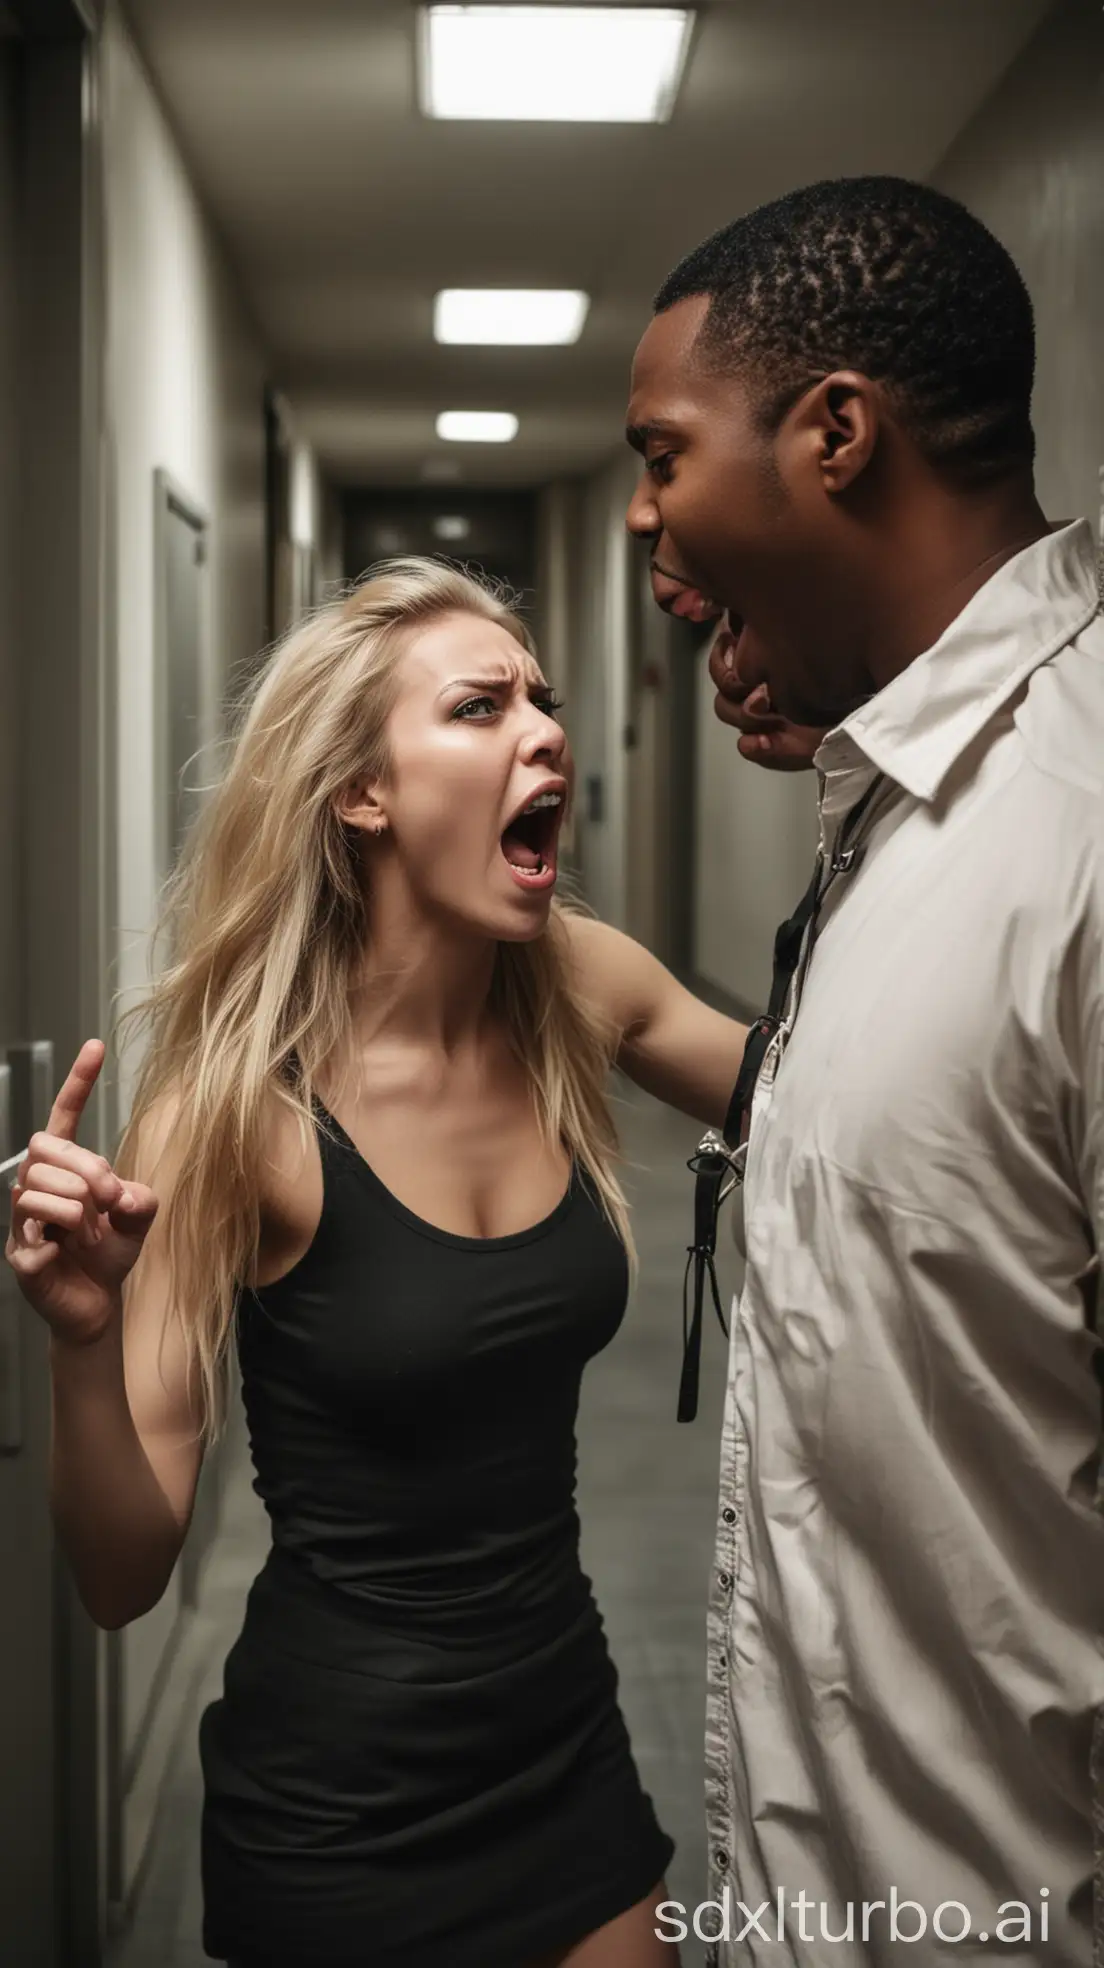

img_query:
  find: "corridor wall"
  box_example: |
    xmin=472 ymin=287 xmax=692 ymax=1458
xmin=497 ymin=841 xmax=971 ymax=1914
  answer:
xmin=100 ymin=0 xmax=269 ymax=1914
xmin=694 ymin=664 xmax=818 ymax=1013
xmin=933 ymin=0 xmax=1103 ymax=536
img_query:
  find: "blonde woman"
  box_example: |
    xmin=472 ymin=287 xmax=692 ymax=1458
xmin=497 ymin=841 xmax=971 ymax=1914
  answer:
xmin=5 ymin=562 xmax=747 ymax=1968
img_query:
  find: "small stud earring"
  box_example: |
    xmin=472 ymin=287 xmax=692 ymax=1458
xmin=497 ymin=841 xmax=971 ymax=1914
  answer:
xmin=374 ymin=818 xmax=386 ymax=837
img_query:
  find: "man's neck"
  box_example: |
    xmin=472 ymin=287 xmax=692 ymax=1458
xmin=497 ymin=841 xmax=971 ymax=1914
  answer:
xmin=864 ymin=480 xmax=1050 ymax=693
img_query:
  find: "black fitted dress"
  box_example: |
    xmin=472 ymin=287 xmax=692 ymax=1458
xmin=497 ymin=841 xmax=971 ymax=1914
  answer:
xmin=199 ymin=1093 xmax=673 ymax=1967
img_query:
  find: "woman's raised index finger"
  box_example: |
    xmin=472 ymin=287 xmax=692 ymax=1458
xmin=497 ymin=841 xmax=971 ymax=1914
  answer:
xmin=45 ymin=1039 xmax=106 ymax=1143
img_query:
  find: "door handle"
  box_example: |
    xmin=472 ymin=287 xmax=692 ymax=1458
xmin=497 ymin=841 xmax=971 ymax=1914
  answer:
xmin=0 ymin=1038 xmax=54 ymax=1176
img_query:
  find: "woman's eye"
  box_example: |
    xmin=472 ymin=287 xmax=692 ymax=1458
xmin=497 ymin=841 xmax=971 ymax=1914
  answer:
xmin=535 ymin=694 xmax=565 ymax=721
xmin=452 ymin=695 xmax=497 ymax=721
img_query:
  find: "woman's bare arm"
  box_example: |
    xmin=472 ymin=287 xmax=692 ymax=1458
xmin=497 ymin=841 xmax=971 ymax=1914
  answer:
xmin=50 ymin=1291 xmax=203 ymax=1628
xmin=566 ymin=915 xmax=748 ymax=1129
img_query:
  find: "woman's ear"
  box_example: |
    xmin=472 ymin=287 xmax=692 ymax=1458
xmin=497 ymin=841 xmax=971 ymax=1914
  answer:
xmin=335 ymin=779 xmax=387 ymax=837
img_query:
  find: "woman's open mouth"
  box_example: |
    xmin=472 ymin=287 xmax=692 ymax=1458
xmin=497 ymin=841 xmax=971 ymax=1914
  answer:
xmin=500 ymin=787 xmax=564 ymax=892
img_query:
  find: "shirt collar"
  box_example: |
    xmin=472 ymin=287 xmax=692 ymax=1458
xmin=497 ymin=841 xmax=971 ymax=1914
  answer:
xmin=813 ymin=519 xmax=1102 ymax=803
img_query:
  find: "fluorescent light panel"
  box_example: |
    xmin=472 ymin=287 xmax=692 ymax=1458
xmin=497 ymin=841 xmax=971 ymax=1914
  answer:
xmin=421 ymin=7 xmax=694 ymax=123
xmin=434 ymin=288 xmax=589 ymax=346
xmin=436 ymin=411 xmax=519 ymax=443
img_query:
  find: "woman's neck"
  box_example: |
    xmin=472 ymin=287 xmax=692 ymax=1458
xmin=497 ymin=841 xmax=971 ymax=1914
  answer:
xmin=346 ymin=895 xmax=498 ymax=1057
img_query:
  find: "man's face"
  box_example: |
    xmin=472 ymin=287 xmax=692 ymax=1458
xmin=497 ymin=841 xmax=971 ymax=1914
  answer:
xmin=625 ymin=296 xmax=860 ymax=730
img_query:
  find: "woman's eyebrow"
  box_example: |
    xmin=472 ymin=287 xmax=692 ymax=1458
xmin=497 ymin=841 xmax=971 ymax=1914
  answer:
xmin=438 ymin=670 xmax=552 ymax=696
xmin=437 ymin=673 xmax=516 ymax=698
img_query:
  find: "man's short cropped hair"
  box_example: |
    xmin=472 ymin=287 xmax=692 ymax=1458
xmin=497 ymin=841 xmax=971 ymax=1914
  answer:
xmin=655 ymin=176 xmax=1036 ymax=482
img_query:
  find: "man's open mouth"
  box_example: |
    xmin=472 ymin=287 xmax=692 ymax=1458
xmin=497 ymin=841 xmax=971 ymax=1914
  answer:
xmin=500 ymin=786 xmax=564 ymax=890
xmin=712 ymin=611 xmax=751 ymax=675
xmin=649 ymin=561 xmax=723 ymax=626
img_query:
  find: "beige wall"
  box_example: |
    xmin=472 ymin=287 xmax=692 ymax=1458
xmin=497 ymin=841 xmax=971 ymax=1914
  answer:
xmin=103 ymin=0 xmax=268 ymax=1084
xmin=934 ymin=0 xmax=1104 ymax=533
xmin=567 ymin=454 xmax=638 ymax=929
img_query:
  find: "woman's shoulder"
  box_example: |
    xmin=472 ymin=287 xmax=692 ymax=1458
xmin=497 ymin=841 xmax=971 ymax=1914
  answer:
xmin=558 ymin=911 xmax=648 ymax=1036
xmin=559 ymin=909 xmax=627 ymax=977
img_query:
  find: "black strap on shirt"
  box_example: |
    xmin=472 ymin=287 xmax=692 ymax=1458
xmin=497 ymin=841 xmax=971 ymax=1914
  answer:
xmin=677 ymin=774 xmax=883 ymax=1423
xmin=676 ymin=870 xmax=817 ymax=1423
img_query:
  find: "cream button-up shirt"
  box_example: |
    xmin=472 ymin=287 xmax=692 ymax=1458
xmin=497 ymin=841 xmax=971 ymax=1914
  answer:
xmin=705 ymin=521 xmax=1104 ymax=1967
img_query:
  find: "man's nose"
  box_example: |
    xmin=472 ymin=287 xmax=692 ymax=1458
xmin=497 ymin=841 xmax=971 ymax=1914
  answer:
xmin=626 ymin=472 xmax=660 ymax=540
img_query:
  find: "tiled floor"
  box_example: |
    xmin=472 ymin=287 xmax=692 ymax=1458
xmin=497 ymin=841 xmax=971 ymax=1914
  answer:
xmin=109 ymin=1080 xmax=740 ymax=1967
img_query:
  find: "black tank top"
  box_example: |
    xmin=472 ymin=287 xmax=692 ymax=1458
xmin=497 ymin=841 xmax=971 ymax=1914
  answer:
xmin=235 ymin=1094 xmax=630 ymax=1635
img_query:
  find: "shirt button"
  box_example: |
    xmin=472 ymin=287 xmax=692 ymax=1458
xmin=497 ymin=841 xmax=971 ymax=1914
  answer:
xmin=715 ymin=1848 xmax=729 ymax=1869
xmin=718 ymin=1569 xmax=732 ymax=1590
xmin=718 ymin=1647 xmax=727 ymax=1668
xmin=721 ymin=1506 xmax=736 ymax=1525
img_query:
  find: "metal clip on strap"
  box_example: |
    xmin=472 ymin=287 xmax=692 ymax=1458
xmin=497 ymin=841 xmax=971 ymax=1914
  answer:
xmin=677 ymin=1011 xmax=777 ymax=1424
xmin=679 ymin=1133 xmax=735 ymax=1423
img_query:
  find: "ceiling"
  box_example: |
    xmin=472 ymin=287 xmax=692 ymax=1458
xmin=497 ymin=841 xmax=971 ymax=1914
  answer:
xmin=123 ymin=0 xmax=1053 ymax=489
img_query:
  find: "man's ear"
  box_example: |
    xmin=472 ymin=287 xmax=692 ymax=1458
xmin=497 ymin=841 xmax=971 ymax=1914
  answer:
xmin=783 ymin=370 xmax=880 ymax=495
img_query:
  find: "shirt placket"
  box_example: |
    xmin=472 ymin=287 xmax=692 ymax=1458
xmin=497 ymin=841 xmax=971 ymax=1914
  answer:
xmin=702 ymin=1339 xmax=746 ymax=1963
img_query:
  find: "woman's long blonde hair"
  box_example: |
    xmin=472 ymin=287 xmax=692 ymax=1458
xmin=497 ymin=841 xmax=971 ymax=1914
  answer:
xmin=112 ymin=559 xmax=631 ymax=1443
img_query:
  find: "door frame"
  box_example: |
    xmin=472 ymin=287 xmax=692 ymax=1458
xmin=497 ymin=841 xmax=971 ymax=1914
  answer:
xmin=152 ymin=467 xmax=211 ymax=888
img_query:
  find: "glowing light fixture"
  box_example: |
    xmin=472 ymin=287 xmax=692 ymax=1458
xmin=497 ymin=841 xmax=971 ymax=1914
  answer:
xmin=432 ymin=515 xmax=472 ymax=541
xmin=436 ymin=411 xmax=519 ymax=443
xmin=434 ymin=288 xmax=589 ymax=346
xmin=420 ymin=7 xmax=694 ymax=123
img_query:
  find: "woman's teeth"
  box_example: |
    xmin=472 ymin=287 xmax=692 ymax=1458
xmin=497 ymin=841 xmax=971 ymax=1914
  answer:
xmin=503 ymin=791 xmax=561 ymax=880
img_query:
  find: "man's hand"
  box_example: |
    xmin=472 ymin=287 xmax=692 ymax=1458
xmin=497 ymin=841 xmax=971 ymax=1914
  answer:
xmin=709 ymin=630 xmax=826 ymax=772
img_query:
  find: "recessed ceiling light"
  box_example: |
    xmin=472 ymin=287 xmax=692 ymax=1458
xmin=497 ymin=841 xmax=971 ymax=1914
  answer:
xmin=434 ymin=289 xmax=589 ymax=346
xmin=433 ymin=515 xmax=472 ymax=541
xmin=436 ymin=411 xmax=519 ymax=443
xmin=420 ymin=6 xmax=694 ymax=123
